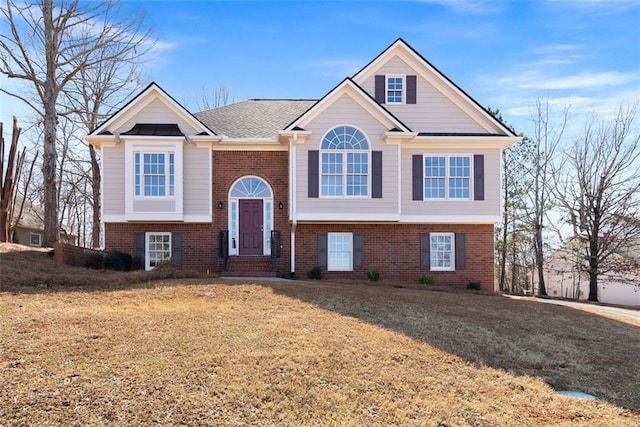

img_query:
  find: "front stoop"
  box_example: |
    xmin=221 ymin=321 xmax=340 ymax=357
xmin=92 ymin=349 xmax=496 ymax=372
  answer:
xmin=222 ymin=256 xmax=278 ymax=278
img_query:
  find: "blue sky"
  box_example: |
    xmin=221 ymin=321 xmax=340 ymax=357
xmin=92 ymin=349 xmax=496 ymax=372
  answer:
xmin=132 ymin=0 xmax=640 ymax=136
xmin=2 ymin=0 xmax=639 ymax=137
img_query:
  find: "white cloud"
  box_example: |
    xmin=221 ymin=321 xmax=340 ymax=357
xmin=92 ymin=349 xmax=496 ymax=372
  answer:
xmin=489 ymin=70 xmax=636 ymax=91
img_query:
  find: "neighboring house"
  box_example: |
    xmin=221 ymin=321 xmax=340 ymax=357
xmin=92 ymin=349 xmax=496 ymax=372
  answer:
xmin=545 ymin=239 xmax=640 ymax=306
xmin=85 ymin=39 xmax=521 ymax=287
xmin=10 ymin=196 xmax=77 ymax=247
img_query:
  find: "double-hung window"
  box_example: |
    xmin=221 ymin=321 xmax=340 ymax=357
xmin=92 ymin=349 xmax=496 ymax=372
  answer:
xmin=424 ymin=155 xmax=471 ymax=200
xmin=321 ymin=126 xmax=369 ymax=197
xmin=328 ymin=232 xmax=353 ymax=271
xmin=146 ymin=232 xmax=171 ymax=270
xmin=430 ymin=232 xmax=454 ymax=271
xmin=135 ymin=152 xmax=175 ymax=197
xmin=386 ymin=76 xmax=404 ymax=104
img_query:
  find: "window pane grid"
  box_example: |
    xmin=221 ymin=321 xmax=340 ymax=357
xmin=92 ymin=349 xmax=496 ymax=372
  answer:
xmin=424 ymin=156 xmax=471 ymax=200
xmin=387 ymin=77 xmax=403 ymax=103
xmin=320 ymin=126 xmax=369 ymax=197
xmin=430 ymin=234 xmax=453 ymax=270
xmin=148 ymin=234 xmax=171 ymax=268
xmin=135 ymin=152 xmax=175 ymax=198
xmin=328 ymin=233 xmax=352 ymax=271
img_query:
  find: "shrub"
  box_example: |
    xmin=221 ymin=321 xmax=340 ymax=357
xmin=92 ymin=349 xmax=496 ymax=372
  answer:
xmin=154 ymin=259 xmax=175 ymax=270
xmin=419 ymin=274 xmax=434 ymax=285
xmin=367 ymin=270 xmax=381 ymax=282
xmin=307 ymin=266 xmax=322 ymax=280
xmin=467 ymin=281 xmax=481 ymax=290
xmin=85 ymin=252 xmax=105 ymax=270
xmin=105 ymin=251 xmax=133 ymax=271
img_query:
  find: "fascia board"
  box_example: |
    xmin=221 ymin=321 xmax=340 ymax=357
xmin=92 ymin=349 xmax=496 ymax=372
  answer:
xmin=94 ymin=84 xmax=214 ymax=137
xmin=288 ymin=80 xmax=409 ymax=132
xmin=354 ymin=41 xmax=516 ymax=136
xmin=407 ymin=136 xmax=522 ymax=149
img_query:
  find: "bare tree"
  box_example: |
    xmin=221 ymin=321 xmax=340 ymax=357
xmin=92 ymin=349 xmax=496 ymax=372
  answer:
xmin=61 ymin=40 xmax=148 ymax=248
xmin=552 ymin=105 xmax=640 ymax=301
xmin=0 ymin=0 xmax=153 ymax=246
xmin=196 ymin=84 xmax=234 ymax=111
xmin=0 ymin=118 xmax=23 ymax=241
xmin=525 ymin=99 xmax=568 ymax=296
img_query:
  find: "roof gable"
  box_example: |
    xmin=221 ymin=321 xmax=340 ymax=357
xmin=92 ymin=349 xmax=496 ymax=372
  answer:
xmin=90 ymin=82 xmax=214 ymax=137
xmin=352 ymin=38 xmax=516 ymax=137
xmin=285 ymin=78 xmax=411 ymax=133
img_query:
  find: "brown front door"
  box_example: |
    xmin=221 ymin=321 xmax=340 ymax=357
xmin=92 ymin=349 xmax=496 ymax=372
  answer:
xmin=239 ymin=199 xmax=263 ymax=255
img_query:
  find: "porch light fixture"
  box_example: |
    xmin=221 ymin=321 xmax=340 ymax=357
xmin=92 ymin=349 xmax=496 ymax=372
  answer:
xmin=218 ymin=201 xmax=223 ymax=209
xmin=278 ymin=202 xmax=284 ymax=210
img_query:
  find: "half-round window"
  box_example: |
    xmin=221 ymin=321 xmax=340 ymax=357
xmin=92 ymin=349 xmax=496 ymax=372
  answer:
xmin=320 ymin=126 xmax=370 ymax=197
xmin=230 ymin=176 xmax=272 ymax=198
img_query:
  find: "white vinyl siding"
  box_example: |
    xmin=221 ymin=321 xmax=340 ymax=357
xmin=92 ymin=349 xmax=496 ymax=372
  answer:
xmin=102 ymin=145 xmax=126 ymax=217
xmin=114 ymin=97 xmax=200 ymax=136
xmin=359 ymin=56 xmax=487 ymax=134
xmin=296 ymin=94 xmax=398 ymax=218
xmin=402 ymin=148 xmax=500 ymax=218
xmin=183 ymin=144 xmax=212 ymax=219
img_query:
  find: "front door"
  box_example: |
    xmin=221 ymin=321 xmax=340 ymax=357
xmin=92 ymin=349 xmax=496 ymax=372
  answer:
xmin=239 ymin=199 xmax=263 ymax=255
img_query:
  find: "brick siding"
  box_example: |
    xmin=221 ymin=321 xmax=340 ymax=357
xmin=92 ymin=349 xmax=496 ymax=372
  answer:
xmin=295 ymin=223 xmax=495 ymax=289
xmin=104 ymin=149 xmax=495 ymax=289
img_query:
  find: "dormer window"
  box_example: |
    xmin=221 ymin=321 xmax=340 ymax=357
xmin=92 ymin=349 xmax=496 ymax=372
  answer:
xmin=386 ymin=76 xmax=404 ymax=104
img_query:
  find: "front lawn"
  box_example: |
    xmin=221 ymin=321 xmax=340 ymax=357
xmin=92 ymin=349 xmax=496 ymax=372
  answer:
xmin=1 ymin=277 xmax=638 ymax=425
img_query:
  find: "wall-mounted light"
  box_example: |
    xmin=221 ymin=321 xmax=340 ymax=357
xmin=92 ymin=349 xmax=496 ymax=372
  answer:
xmin=278 ymin=201 xmax=284 ymax=210
xmin=218 ymin=201 xmax=224 ymax=209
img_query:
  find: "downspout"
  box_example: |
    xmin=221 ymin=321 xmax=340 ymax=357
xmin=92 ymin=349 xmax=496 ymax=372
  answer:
xmin=290 ymin=134 xmax=297 ymax=277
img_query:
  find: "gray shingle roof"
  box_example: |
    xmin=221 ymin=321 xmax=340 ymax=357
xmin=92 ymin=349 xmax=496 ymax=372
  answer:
xmin=194 ymin=99 xmax=317 ymax=138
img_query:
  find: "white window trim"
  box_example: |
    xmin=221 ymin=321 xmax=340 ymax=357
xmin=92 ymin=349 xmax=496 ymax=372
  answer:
xmin=227 ymin=176 xmax=274 ymax=256
xmin=430 ymin=232 xmax=455 ymax=271
xmin=145 ymin=232 xmax=172 ymax=271
xmin=29 ymin=232 xmax=42 ymax=247
xmin=134 ymin=152 xmax=175 ymax=198
xmin=423 ymin=154 xmax=473 ymax=201
xmin=327 ymin=232 xmax=353 ymax=271
xmin=319 ymin=125 xmax=371 ymax=199
xmin=124 ymin=138 xmax=184 ymax=220
xmin=386 ymin=74 xmax=405 ymax=104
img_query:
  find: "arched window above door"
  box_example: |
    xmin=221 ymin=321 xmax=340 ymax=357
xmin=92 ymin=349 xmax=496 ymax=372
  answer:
xmin=230 ymin=176 xmax=272 ymax=198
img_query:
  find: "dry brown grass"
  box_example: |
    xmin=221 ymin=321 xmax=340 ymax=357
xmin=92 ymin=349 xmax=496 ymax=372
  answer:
xmin=1 ymin=244 xmax=639 ymax=426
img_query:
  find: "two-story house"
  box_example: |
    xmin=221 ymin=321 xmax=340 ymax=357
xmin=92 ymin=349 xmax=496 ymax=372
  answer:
xmin=85 ymin=39 xmax=521 ymax=288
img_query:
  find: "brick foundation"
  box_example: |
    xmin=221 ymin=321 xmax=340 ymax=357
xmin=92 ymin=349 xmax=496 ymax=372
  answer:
xmin=295 ymin=223 xmax=495 ymax=289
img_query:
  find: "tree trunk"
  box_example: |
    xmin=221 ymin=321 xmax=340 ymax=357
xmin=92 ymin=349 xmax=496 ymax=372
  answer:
xmin=535 ymin=226 xmax=547 ymax=296
xmin=89 ymin=144 xmax=101 ymax=248
xmin=498 ymin=163 xmax=508 ymax=292
xmin=42 ymin=0 xmax=59 ymax=247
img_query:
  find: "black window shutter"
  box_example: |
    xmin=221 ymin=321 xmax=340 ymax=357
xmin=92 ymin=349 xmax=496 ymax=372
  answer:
xmin=455 ymin=233 xmax=466 ymax=270
xmin=406 ymin=75 xmax=417 ymax=104
xmin=372 ymin=151 xmax=383 ymax=198
xmin=353 ymin=234 xmax=364 ymax=270
xmin=317 ymin=233 xmax=328 ymax=270
xmin=420 ymin=233 xmax=431 ymax=270
xmin=375 ymin=75 xmax=385 ymax=104
xmin=172 ymin=232 xmax=182 ymax=268
xmin=474 ymin=154 xmax=484 ymax=200
xmin=412 ymin=155 xmax=423 ymax=200
xmin=308 ymin=150 xmax=319 ymax=198
xmin=134 ymin=232 xmax=145 ymax=269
